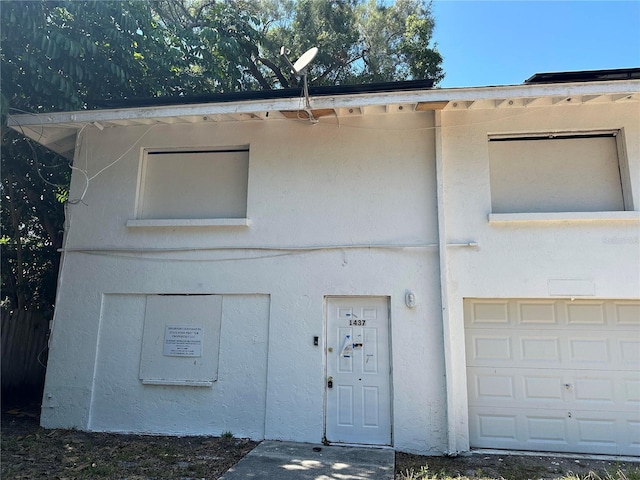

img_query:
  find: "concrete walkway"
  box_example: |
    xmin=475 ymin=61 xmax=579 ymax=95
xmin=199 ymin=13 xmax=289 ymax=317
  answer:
xmin=220 ymin=441 xmax=395 ymax=480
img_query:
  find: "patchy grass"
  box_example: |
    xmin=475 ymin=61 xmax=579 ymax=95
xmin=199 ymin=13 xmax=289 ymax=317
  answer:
xmin=3 ymin=407 xmax=639 ymax=480
xmin=1 ymin=407 xmax=257 ymax=479
xmin=395 ymin=452 xmax=640 ymax=480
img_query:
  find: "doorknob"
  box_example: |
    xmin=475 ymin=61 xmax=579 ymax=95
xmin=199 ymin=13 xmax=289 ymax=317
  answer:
xmin=327 ymin=376 xmax=333 ymax=389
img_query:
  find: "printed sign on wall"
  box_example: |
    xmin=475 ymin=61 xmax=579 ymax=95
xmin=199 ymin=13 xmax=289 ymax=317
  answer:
xmin=163 ymin=325 xmax=203 ymax=357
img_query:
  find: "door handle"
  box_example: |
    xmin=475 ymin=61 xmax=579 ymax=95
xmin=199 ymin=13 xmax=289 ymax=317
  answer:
xmin=327 ymin=376 xmax=333 ymax=389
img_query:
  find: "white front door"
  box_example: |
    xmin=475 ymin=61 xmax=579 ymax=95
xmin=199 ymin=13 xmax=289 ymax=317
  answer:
xmin=325 ymin=297 xmax=391 ymax=445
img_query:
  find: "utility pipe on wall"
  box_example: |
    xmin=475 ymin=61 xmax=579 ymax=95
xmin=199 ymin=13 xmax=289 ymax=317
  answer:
xmin=434 ymin=110 xmax=457 ymax=455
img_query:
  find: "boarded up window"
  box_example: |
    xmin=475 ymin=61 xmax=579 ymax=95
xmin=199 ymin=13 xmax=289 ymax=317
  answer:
xmin=139 ymin=295 xmax=222 ymax=386
xmin=138 ymin=148 xmax=249 ymax=219
xmin=489 ymin=134 xmax=626 ymax=213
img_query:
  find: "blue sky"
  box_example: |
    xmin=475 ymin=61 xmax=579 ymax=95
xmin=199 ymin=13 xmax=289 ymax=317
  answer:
xmin=431 ymin=1 xmax=640 ymax=87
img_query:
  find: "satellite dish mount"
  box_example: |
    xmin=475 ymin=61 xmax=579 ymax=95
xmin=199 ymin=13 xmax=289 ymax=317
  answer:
xmin=280 ymin=46 xmax=319 ymax=119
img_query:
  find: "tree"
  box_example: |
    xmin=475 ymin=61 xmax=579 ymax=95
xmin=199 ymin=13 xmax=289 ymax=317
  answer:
xmin=1 ymin=0 xmax=444 ymax=313
xmin=1 ymin=133 xmax=64 ymax=312
xmin=152 ymin=0 xmax=444 ymax=89
xmin=1 ymin=0 xmax=197 ymax=116
xmin=0 ymin=0 xmax=190 ymax=312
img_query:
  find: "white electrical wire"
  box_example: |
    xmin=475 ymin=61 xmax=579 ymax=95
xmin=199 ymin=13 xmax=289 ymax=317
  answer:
xmin=7 ymin=113 xmax=157 ymax=205
xmin=65 ymin=123 xmax=157 ymax=204
xmin=8 ymin=113 xmax=70 ymax=190
xmin=59 ymin=242 xmax=441 ymax=253
xmin=54 ymin=242 xmax=477 ymax=262
xmin=67 ymin=124 xmax=89 ymax=204
xmin=86 ymin=124 xmax=156 ymax=182
xmin=60 ymin=241 xmax=482 ymax=253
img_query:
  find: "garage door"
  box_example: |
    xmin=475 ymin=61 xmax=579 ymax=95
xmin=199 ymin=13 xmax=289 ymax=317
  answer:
xmin=465 ymin=299 xmax=640 ymax=456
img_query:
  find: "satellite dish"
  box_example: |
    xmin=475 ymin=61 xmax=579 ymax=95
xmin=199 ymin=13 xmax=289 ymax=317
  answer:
xmin=279 ymin=45 xmax=320 ymax=122
xmin=292 ymin=47 xmax=318 ymax=74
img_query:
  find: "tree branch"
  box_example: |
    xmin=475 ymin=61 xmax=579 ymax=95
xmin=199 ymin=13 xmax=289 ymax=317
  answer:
xmin=193 ymin=0 xmax=218 ymax=28
xmin=257 ymin=57 xmax=290 ymax=88
xmin=21 ymin=181 xmax=62 ymax=249
xmin=5 ymin=176 xmax=25 ymax=310
xmin=246 ymin=60 xmax=274 ymax=90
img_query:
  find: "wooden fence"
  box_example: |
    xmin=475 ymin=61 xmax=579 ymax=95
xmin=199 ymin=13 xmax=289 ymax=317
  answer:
xmin=1 ymin=309 xmax=49 ymax=399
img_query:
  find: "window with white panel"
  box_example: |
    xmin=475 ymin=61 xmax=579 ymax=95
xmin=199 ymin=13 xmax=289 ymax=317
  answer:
xmin=137 ymin=147 xmax=249 ymax=220
xmin=488 ymin=131 xmax=631 ymax=214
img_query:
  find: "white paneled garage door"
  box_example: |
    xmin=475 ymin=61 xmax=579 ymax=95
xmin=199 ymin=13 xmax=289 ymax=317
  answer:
xmin=465 ymin=299 xmax=640 ymax=456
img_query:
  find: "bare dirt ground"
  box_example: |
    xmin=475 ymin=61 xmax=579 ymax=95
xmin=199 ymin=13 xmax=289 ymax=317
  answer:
xmin=2 ymin=403 xmax=638 ymax=480
xmin=1 ymin=405 xmax=257 ymax=480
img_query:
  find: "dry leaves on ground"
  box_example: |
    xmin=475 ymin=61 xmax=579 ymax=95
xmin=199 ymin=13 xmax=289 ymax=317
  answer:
xmin=3 ymin=407 xmax=639 ymax=480
xmin=2 ymin=408 xmax=257 ymax=480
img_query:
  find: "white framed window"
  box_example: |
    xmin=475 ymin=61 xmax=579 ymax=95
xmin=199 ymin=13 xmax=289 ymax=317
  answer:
xmin=130 ymin=147 xmax=249 ymax=227
xmin=488 ymin=131 xmax=632 ymax=215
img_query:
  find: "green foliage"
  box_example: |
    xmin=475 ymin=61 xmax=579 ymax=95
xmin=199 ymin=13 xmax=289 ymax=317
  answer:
xmin=1 ymin=130 xmax=66 ymax=313
xmin=153 ymin=0 xmax=444 ymax=89
xmin=1 ymin=0 xmax=194 ymax=117
xmin=0 ymin=0 xmax=444 ymax=314
xmin=400 ymin=6 xmax=444 ymax=83
xmin=0 ymin=0 xmax=191 ymax=313
xmin=270 ymin=0 xmax=443 ymax=85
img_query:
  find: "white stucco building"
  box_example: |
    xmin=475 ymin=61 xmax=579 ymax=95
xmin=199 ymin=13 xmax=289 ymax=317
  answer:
xmin=9 ymin=68 xmax=640 ymax=456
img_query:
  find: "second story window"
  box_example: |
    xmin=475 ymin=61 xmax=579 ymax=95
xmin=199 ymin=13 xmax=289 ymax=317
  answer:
xmin=136 ymin=147 xmax=249 ymax=220
xmin=488 ymin=131 xmax=632 ymax=214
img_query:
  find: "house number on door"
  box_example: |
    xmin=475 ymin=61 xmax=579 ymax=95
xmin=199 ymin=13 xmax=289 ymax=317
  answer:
xmin=349 ymin=319 xmax=366 ymax=326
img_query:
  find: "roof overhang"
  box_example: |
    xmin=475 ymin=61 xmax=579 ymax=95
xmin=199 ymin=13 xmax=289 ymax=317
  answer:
xmin=8 ymin=79 xmax=640 ymax=159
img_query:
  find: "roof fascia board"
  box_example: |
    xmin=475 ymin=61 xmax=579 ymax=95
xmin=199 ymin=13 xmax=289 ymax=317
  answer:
xmin=432 ymin=79 xmax=639 ymax=101
xmin=8 ymin=79 xmax=639 ymax=129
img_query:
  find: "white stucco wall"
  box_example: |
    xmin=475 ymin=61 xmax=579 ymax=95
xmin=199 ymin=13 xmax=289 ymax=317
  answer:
xmin=42 ymin=111 xmax=448 ymax=454
xmin=89 ymin=294 xmax=269 ymax=437
xmin=40 ymin=96 xmax=640 ymax=455
xmin=439 ymin=101 xmax=640 ymax=451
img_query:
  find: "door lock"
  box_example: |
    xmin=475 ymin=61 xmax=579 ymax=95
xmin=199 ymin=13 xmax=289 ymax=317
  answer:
xmin=327 ymin=376 xmax=333 ymax=389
